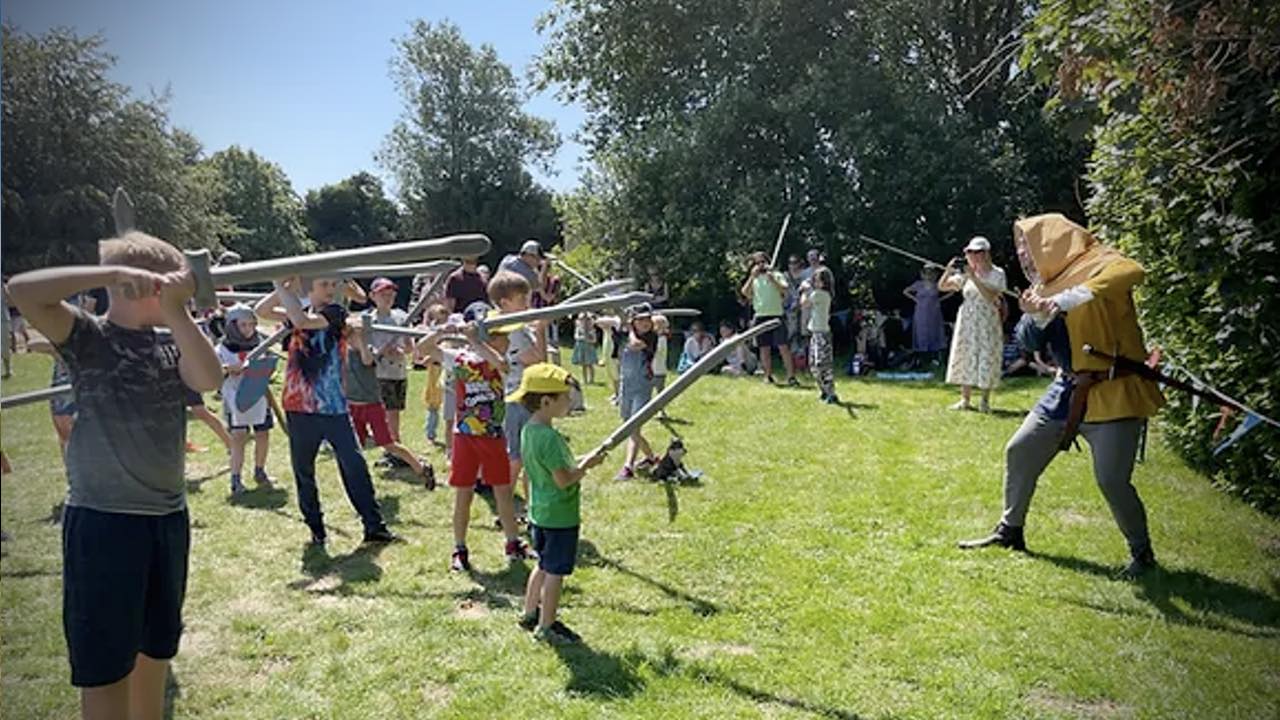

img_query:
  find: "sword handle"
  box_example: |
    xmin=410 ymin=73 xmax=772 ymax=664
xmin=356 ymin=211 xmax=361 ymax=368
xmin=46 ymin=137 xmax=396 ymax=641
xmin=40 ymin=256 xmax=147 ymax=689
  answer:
xmin=186 ymin=249 xmax=216 ymax=309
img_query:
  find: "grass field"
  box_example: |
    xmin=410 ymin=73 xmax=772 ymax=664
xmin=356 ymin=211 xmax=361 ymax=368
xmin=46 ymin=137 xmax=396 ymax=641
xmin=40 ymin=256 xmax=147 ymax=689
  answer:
xmin=2 ymin=350 xmax=1278 ymax=719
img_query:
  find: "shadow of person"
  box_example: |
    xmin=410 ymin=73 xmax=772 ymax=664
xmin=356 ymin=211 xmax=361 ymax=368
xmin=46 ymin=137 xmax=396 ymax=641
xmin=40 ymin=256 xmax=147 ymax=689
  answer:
xmin=290 ymin=539 xmax=388 ymax=595
xmin=229 ymin=486 xmax=288 ymax=511
xmin=186 ymin=467 xmax=229 ymax=494
xmin=466 ymin=562 xmax=531 ymax=610
xmin=664 ymin=482 xmax=679 ymax=522
xmin=551 ymin=641 xmax=646 ymax=699
xmin=985 ymin=407 xmax=1027 ymax=419
xmin=1033 ymin=551 xmax=1280 ymax=639
xmin=578 ymin=539 xmax=721 ymax=616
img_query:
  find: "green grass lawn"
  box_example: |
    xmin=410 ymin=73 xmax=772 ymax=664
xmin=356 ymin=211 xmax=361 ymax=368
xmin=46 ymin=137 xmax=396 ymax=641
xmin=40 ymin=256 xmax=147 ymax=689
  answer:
xmin=3 ymin=350 xmax=1278 ymax=719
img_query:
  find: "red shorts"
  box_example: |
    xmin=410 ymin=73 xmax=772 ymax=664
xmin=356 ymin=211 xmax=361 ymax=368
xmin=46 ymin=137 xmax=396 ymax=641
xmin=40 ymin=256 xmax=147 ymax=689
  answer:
xmin=449 ymin=435 xmax=511 ymax=488
xmin=350 ymin=402 xmax=394 ymax=447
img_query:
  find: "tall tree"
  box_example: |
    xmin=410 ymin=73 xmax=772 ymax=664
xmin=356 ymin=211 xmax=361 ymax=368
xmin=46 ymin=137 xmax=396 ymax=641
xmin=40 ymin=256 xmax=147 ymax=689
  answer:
xmin=1 ymin=25 xmax=231 ymax=271
xmin=304 ymin=172 xmax=400 ymax=250
xmin=204 ymin=146 xmax=312 ymax=261
xmin=378 ymin=20 xmax=562 ymax=258
xmin=536 ymin=0 xmax=1077 ymax=314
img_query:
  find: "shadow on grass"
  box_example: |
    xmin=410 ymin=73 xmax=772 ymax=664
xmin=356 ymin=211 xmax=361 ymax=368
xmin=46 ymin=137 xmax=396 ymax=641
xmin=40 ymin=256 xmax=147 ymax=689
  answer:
xmin=0 ymin=566 xmax=59 ymax=579
xmin=552 ymin=641 xmax=646 ymax=699
xmin=657 ymin=414 xmax=694 ymax=428
xmin=464 ymin=563 xmax=532 ymax=611
xmin=985 ymin=407 xmax=1028 ymax=419
xmin=288 ymin=540 xmax=388 ymax=595
xmin=229 ymin=486 xmax=288 ymax=511
xmin=1035 ymin=552 xmax=1280 ymax=639
xmin=377 ymin=494 xmax=429 ymax=530
xmin=186 ymin=467 xmax=229 ymax=494
xmin=41 ymin=500 xmax=65 ymax=525
xmin=578 ymin=539 xmax=721 ymax=616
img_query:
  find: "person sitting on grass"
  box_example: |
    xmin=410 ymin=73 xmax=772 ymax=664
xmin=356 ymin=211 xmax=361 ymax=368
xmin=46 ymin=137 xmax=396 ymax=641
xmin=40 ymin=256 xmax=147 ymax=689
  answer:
xmin=345 ymin=321 xmax=436 ymax=489
xmin=513 ymin=363 xmax=608 ymax=645
xmin=677 ymin=320 xmax=715 ymax=373
xmin=614 ymin=304 xmax=660 ymax=480
xmin=416 ymin=308 xmax=535 ymax=572
xmin=718 ymin=320 xmax=753 ymax=376
xmin=216 ymin=304 xmax=276 ymax=495
xmin=7 ymin=231 xmax=223 ymax=720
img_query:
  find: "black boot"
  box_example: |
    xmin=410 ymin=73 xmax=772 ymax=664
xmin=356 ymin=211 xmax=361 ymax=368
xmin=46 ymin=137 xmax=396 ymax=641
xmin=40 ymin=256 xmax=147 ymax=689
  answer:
xmin=1122 ymin=545 xmax=1157 ymax=578
xmin=958 ymin=522 xmax=1026 ymax=552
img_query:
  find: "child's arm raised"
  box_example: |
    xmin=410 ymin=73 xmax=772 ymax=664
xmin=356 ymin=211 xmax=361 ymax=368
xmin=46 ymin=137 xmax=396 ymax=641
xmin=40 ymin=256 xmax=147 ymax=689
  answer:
xmin=272 ymin=278 xmax=330 ymax=330
xmin=159 ymin=272 xmax=223 ymax=392
xmin=462 ymin=323 xmax=508 ymax=373
xmin=7 ymin=266 xmax=153 ymax=345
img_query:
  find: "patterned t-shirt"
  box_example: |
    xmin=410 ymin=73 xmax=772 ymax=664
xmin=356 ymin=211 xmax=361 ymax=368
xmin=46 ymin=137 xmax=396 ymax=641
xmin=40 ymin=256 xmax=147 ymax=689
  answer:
xmin=57 ymin=308 xmax=187 ymax=514
xmin=452 ymin=350 xmax=506 ymax=438
xmin=282 ymin=304 xmax=349 ymax=415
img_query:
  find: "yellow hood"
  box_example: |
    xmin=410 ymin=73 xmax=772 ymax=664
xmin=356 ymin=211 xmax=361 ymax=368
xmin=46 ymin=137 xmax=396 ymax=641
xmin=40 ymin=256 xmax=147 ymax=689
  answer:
xmin=1015 ymin=213 xmax=1123 ymax=296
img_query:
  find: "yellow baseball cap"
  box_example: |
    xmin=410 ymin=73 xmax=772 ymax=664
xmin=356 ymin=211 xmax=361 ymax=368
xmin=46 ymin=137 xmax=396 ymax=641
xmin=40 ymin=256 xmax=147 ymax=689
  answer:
xmin=506 ymin=363 xmax=574 ymax=403
xmin=485 ymin=308 xmax=523 ymax=336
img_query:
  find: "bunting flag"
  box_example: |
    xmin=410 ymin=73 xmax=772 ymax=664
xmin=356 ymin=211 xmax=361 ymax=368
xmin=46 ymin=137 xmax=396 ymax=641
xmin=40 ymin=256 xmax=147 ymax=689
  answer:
xmin=1213 ymin=413 xmax=1263 ymax=456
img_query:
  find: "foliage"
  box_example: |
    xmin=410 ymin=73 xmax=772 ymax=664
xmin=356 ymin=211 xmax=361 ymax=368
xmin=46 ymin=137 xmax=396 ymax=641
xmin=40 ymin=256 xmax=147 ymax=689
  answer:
xmin=378 ymin=20 xmax=562 ymax=260
xmin=536 ymin=0 xmax=1089 ymax=318
xmin=204 ymin=146 xmax=313 ymax=261
xmin=303 ymin=172 xmax=401 ymax=251
xmin=1 ymin=25 xmax=232 ymax=271
xmin=3 ymin=353 xmax=1279 ymax=718
xmin=1024 ymin=0 xmax=1280 ymax=509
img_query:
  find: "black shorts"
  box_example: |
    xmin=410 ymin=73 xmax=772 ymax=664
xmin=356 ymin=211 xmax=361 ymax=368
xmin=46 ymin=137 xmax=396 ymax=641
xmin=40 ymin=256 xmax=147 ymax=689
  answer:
xmin=378 ymin=379 xmax=407 ymax=411
xmin=530 ymin=524 xmax=579 ymax=576
xmin=183 ymin=387 xmax=204 ymax=408
xmin=62 ymin=506 xmax=190 ymax=687
xmin=753 ymin=315 xmax=786 ymax=348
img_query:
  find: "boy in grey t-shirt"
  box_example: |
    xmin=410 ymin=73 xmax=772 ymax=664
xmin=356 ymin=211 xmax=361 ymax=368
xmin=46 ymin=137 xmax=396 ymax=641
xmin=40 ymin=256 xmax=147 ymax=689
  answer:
xmin=6 ymin=232 xmax=223 ymax=718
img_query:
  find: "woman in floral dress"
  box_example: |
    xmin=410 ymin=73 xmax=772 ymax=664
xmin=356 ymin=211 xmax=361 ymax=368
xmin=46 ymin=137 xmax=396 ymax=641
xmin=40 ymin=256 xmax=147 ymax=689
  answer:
xmin=940 ymin=236 xmax=1006 ymax=412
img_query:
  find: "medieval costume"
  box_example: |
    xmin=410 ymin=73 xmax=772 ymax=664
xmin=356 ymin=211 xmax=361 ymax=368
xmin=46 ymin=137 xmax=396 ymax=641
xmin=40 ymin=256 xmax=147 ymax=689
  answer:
xmin=959 ymin=214 xmax=1165 ymax=576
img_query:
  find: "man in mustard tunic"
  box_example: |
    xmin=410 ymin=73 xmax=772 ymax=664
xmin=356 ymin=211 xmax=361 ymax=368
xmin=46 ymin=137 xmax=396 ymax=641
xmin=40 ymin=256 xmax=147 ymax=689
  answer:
xmin=959 ymin=214 xmax=1165 ymax=576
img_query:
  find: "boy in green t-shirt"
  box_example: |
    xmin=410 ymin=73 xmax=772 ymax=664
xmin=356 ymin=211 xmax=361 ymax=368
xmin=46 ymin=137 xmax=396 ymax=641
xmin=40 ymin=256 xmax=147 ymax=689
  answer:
xmin=508 ymin=363 xmax=607 ymax=645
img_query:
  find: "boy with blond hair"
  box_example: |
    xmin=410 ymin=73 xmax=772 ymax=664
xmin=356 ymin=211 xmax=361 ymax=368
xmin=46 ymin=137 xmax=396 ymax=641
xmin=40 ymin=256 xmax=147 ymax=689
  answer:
xmin=7 ymin=231 xmax=223 ymax=720
xmin=488 ymin=270 xmax=547 ymax=510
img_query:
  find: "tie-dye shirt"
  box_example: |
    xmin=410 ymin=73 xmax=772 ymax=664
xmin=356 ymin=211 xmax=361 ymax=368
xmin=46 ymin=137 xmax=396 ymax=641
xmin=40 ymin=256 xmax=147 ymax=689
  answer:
xmin=282 ymin=304 xmax=349 ymax=415
xmin=452 ymin=349 xmax=505 ymax=438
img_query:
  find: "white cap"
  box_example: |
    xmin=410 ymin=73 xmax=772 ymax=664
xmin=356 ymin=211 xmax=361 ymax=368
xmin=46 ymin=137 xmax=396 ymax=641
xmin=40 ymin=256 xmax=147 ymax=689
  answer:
xmin=964 ymin=236 xmax=991 ymax=253
xmin=520 ymin=239 xmax=542 ymax=256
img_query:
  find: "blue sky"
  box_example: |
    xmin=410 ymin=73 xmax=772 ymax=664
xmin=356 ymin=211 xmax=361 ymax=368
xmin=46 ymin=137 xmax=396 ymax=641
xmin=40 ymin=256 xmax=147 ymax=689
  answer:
xmin=2 ymin=0 xmax=588 ymax=195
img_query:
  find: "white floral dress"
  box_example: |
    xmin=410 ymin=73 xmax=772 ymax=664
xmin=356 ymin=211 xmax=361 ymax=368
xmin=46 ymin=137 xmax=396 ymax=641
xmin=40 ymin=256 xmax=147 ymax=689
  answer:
xmin=945 ymin=267 xmax=1006 ymax=390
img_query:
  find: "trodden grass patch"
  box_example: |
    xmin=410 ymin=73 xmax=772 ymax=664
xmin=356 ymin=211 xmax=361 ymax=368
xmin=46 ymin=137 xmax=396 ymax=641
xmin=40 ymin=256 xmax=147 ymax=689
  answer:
xmin=2 ymin=351 xmax=1278 ymax=719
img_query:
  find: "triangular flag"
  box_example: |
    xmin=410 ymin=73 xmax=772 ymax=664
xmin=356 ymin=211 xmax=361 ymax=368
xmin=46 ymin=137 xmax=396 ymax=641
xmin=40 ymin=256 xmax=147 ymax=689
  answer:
xmin=1213 ymin=413 xmax=1263 ymax=456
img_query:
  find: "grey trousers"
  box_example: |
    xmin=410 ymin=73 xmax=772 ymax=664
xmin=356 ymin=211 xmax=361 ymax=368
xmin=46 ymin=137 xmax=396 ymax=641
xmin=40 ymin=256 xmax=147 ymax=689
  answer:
xmin=1000 ymin=411 xmax=1151 ymax=553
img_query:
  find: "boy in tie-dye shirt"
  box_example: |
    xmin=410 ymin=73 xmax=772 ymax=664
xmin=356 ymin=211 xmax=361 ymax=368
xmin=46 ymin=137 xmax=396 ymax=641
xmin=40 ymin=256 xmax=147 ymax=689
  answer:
xmin=416 ymin=308 xmax=534 ymax=572
xmin=255 ymin=276 xmax=393 ymax=546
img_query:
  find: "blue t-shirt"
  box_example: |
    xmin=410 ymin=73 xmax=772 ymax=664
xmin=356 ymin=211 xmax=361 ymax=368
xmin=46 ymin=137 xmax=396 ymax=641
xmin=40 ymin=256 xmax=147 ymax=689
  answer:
xmin=1018 ymin=314 xmax=1074 ymax=421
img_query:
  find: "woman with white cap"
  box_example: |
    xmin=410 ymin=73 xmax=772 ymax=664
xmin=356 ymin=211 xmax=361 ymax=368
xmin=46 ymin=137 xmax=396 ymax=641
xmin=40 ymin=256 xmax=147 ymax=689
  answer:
xmin=939 ymin=236 xmax=1006 ymax=412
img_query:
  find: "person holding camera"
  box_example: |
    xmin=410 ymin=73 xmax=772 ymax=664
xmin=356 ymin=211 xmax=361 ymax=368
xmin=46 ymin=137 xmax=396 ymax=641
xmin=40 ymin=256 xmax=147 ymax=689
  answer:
xmin=939 ymin=236 xmax=1006 ymax=412
xmin=739 ymin=251 xmax=797 ymax=386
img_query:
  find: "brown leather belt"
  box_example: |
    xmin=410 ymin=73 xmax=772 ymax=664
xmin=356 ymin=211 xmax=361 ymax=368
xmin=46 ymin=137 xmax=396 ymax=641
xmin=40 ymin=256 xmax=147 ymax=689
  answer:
xmin=1059 ymin=368 xmax=1134 ymax=451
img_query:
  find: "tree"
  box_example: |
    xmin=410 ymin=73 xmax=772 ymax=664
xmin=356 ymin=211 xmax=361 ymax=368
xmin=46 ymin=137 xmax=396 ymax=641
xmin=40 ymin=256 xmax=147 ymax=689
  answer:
xmin=378 ymin=20 xmax=562 ymax=259
xmin=536 ymin=0 xmax=1081 ymax=314
xmin=1025 ymin=0 xmax=1280 ymax=509
xmin=204 ymin=146 xmax=312 ymax=261
xmin=1 ymin=25 xmax=231 ymax=271
xmin=304 ymin=172 xmax=400 ymax=250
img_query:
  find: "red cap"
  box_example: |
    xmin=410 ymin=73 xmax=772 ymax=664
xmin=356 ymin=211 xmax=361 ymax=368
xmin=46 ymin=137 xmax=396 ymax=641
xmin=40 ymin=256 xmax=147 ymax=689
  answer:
xmin=371 ymin=277 xmax=397 ymax=293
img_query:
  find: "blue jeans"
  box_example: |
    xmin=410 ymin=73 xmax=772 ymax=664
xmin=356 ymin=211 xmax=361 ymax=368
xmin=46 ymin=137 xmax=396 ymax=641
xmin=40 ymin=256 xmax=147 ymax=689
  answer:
xmin=286 ymin=412 xmax=386 ymax=537
xmin=425 ymin=407 xmax=440 ymax=441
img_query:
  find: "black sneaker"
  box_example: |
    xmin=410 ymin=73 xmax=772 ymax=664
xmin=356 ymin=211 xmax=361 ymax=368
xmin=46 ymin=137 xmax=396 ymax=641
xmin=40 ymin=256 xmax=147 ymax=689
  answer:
xmin=786 ymin=377 xmax=800 ymax=387
xmin=1122 ymin=546 xmax=1157 ymax=578
xmin=957 ymin=523 xmax=1026 ymax=552
xmin=418 ymin=461 xmax=437 ymax=491
xmin=451 ymin=548 xmax=471 ymax=572
xmin=518 ymin=609 xmax=539 ymax=631
xmin=533 ymin=623 xmax=577 ymax=645
xmin=363 ymin=528 xmax=401 ymax=545
xmin=309 ymin=530 xmax=327 ymax=547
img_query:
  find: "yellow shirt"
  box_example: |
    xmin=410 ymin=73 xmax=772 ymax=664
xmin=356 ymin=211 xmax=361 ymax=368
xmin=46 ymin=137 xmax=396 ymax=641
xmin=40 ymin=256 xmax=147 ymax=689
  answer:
xmin=1065 ymin=258 xmax=1165 ymax=422
xmin=422 ymin=361 xmax=443 ymax=408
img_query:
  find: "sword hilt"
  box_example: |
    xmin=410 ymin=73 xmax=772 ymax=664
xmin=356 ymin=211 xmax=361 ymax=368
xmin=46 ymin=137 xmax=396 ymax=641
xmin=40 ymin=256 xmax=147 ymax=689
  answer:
xmin=186 ymin=249 xmax=216 ymax=309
